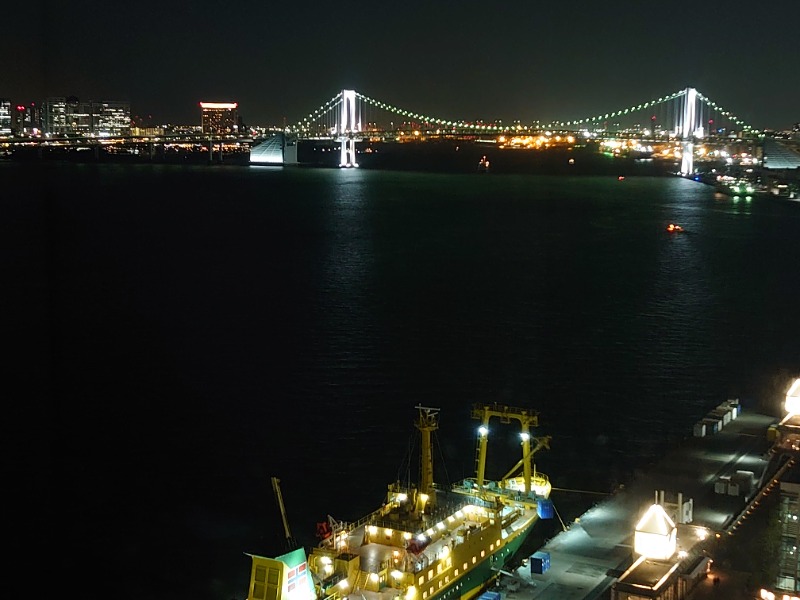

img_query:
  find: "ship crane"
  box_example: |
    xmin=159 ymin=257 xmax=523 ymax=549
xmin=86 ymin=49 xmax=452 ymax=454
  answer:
xmin=499 ymin=435 xmax=552 ymax=490
xmin=472 ymin=403 xmax=546 ymax=495
xmin=271 ymin=476 xmax=298 ymax=551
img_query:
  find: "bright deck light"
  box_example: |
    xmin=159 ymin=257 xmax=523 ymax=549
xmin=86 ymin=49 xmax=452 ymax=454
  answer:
xmin=785 ymin=378 xmax=800 ymax=415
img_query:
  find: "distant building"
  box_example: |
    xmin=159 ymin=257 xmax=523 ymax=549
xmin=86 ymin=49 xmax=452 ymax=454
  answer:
xmin=25 ymin=102 xmax=42 ymax=135
xmin=12 ymin=104 xmax=26 ymax=135
xmin=200 ymin=102 xmax=238 ymax=134
xmin=0 ymin=99 xmax=11 ymax=136
xmin=42 ymin=96 xmax=130 ymax=136
xmin=91 ymin=100 xmax=131 ymax=136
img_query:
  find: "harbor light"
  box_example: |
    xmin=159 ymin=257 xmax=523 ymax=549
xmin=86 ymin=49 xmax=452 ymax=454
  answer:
xmin=520 ymin=432 xmax=530 ymax=442
xmin=785 ymin=378 xmax=800 ymax=415
xmin=634 ymin=504 xmax=677 ymax=560
xmin=478 ymin=425 xmax=489 ymax=437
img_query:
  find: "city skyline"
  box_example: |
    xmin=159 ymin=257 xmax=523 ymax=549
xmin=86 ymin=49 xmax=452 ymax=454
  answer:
xmin=6 ymin=1 xmax=800 ymax=130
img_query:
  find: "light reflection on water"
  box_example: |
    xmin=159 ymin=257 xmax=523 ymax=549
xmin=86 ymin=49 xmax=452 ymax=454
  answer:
xmin=12 ymin=162 xmax=798 ymax=600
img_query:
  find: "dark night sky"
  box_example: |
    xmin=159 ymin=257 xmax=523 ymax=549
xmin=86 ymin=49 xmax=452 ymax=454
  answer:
xmin=7 ymin=1 xmax=799 ymax=129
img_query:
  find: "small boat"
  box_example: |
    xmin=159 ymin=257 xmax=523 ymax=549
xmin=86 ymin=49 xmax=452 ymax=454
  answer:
xmin=477 ymin=155 xmax=490 ymax=173
xmin=666 ymin=223 xmax=684 ymax=233
xmin=245 ymin=405 xmax=553 ymax=600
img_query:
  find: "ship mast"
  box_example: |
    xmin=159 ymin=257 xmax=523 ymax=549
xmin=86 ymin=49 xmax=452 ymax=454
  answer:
xmin=415 ymin=405 xmax=439 ymax=511
xmin=472 ymin=403 xmax=541 ymax=494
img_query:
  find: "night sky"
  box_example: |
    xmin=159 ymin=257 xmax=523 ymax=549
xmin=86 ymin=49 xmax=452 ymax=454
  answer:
xmin=8 ymin=2 xmax=799 ymax=128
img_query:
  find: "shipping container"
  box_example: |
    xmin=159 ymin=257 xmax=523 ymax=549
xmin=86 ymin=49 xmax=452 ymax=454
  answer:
xmin=530 ymin=551 xmax=551 ymax=574
xmin=537 ymin=499 xmax=554 ymax=519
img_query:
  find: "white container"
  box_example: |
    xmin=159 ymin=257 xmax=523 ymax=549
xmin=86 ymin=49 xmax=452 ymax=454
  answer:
xmin=693 ymin=422 xmax=706 ymax=437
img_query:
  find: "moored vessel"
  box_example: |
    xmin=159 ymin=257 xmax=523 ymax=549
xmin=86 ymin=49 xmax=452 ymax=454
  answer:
xmin=245 ymin=404 xmax=552 ymax=600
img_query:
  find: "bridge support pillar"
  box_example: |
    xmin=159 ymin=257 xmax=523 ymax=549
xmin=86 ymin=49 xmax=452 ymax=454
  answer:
xmin=679 ymin=87 xmax=697 ymax=175
xmin=339 ymin=137 xmax=357 ymax=167
xmin=338 ymin=89 xmax=359 ymax=167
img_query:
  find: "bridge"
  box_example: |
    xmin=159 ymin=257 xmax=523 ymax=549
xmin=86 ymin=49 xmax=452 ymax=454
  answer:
xmin=251 ymin=86 xmax=761 ymax=175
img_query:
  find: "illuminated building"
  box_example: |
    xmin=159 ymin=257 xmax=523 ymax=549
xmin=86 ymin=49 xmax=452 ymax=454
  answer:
xmin=775 ymin=479 xmax=800 ymax=592
xmin=200 ymin=102 xmax=238 ymax=134
xmin=760 ymin=379 xmax=800 ymax=598
xmin=91 ymin=101 xmax=131 ymax=136
xmin=12 ymin=104 xmax=26 ymax=135
xmin=42 ymin=97 xmax=130 ymax=136
xmin=0 ymin=99 xmax=11 ymax=136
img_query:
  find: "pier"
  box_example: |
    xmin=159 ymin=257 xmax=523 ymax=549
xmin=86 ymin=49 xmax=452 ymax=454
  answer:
xmin=495 ymin=409 xmax=785 ymax=599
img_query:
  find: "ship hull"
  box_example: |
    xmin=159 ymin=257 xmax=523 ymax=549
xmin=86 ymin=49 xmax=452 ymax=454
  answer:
xmin=429 ymin=513 xmax=539 ymax=600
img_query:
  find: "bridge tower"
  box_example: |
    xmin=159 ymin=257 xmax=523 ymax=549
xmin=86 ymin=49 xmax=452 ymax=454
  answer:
xmin=679 ymin=87 xmax=698 ymax=175
xmin=338 ymin=89 xmax=361 ymax=167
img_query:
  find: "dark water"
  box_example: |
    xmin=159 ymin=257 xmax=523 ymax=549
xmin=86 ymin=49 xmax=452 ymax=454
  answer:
xmin=10 ymin=162 xmax=799 ymax=600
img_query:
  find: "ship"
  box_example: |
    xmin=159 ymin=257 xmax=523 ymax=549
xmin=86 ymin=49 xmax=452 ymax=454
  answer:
xmin=244 ymin=404 xmax=552 ymax=600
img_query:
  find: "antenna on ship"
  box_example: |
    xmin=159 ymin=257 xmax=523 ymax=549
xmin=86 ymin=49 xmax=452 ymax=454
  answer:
xmin=271 ymin=476 xmax=298 ymax=551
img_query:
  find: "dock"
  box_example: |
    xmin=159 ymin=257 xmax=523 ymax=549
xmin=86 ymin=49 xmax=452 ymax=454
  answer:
xmin=495 ymin=409 xmax=782 ymax=599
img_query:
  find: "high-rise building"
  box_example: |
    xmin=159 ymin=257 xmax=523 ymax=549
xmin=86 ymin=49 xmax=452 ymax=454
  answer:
xmin=42 ymin=97 xmax=130 ymax=136
xmin=26 ymin=102 xmax=41 ymax=135
xmin=12 ymin=104 xmax=27 ymax=136
xmin=43 ymin=97 xmax=71 ymax=135
xmin=200 ymin=102 xmax=238 ymax=134
xmin=91 ymin=101 xmax=130 ymax=136
xmin=0 ymin=99 xmax=11 ymax=136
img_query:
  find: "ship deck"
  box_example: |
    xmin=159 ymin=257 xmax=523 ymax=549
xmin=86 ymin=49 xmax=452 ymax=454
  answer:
xmin=493 ymin=410 xmax=779 ymax=599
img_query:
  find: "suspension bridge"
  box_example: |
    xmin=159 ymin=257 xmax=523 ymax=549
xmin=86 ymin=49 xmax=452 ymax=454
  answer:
xmin=251 ymin=86 xmax=758 ymax=175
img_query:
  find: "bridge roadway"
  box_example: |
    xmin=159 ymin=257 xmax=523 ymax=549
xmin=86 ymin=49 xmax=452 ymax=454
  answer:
xmin=493 ymin=410 xmax=781 ymax=600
